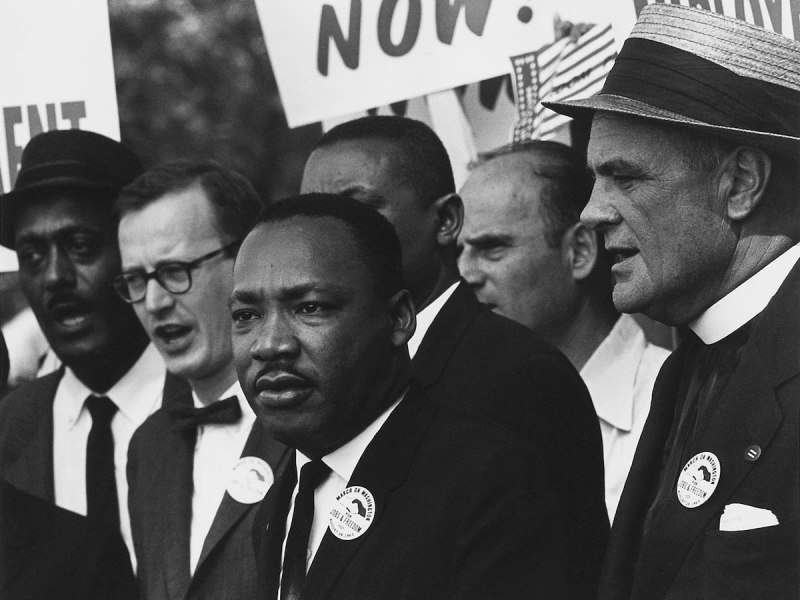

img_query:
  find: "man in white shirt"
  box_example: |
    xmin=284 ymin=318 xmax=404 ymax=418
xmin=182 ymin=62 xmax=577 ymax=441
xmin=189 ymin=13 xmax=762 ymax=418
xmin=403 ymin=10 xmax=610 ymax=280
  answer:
xmin=116 ymin=161 xmax=288 ymax=600
xmin=0 ymin=129 xmax=166 ymax=571
xmin=546 ymin=5 xmax=800 ymax=599
xmin=459 ymin=141 xmax=670 ymax=521
xmin=301 ymin=115 xmax=607 ymax=600
xmin=232 ymin=194 xmax=568 ymax=599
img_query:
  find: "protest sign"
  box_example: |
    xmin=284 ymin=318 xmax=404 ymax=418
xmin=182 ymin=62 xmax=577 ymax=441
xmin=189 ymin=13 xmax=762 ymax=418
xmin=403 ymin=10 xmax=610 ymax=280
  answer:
xmin=255 ymin=0 xmax=559 ymax=127
xmin=0 ymin=0 xmax=121 ymax=195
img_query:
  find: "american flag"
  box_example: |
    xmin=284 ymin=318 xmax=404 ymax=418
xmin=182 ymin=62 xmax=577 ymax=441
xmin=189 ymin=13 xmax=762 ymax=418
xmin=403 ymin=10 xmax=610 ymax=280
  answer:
xmin=511 ymin=23 xmax=617 ymax=143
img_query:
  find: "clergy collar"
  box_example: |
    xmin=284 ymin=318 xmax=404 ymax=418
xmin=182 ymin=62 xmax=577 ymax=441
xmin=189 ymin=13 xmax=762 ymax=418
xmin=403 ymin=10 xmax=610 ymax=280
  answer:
xmin=407 ymin=281 xmax=460 ymax=359
xmin=690 ymin=243 xmax=800 ymax=344
xmin=296 ymin=391 xmax=405 ymax=483
xmin=61 ymin=343 xmax=165 ymax=429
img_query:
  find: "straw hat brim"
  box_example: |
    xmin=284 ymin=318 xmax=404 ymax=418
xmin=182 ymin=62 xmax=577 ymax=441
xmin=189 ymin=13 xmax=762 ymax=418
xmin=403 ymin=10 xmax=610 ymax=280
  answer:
xmin=544 ymin=95 xmax=800 ymax=152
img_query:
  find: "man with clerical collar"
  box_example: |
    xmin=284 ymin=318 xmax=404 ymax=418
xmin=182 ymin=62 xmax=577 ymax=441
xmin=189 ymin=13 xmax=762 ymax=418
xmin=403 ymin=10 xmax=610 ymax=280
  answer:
xmin=0 ymin=129 xmax=167 ymax=572
xmin=115 ymin=160 xmax=289 ymax=599
xmin=232 ymin=194 xmax=569 ymax=599
xmin=546 ymin=4 xmax=800 ymax=599
xmin=301 ymin=115 xmax=607 ymax=600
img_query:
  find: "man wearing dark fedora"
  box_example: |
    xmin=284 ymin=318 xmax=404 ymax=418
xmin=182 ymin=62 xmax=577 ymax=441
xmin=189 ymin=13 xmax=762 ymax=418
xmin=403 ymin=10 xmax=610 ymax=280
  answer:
xmin=0 ymin=129 xmax=177 ymax=571
xmin=546 ymin=4 xmax=800 ymax=599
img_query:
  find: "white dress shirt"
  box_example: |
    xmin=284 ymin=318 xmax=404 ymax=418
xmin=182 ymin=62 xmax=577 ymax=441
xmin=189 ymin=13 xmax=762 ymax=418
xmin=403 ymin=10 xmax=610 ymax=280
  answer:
xmin=280 ymin=393 xmax=404 ymax=588
xmin=52 ymin=343 xmax=166 ymax=568
xmin=580 ymin=314 xmax=670 ymax=522
xmin=407 ymin=281 xmax=459 ymax=359
xmin=689 ymin=242 xmax=800 ymax=343
xmin=189 ymin=380 xmax=256 ymax=574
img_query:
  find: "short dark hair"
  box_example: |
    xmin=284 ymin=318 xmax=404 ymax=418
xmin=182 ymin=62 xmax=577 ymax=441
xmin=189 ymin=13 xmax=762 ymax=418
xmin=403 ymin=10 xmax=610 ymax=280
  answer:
xmin=476 ymin=141 xmax=593 ymax=248
xmin=256 ymin=193 xmax=405 ymax=299
xmin=116 ymin=160 xmax=265 ymax=245
xmin=315 ymin=116 xmax=455 ymax=206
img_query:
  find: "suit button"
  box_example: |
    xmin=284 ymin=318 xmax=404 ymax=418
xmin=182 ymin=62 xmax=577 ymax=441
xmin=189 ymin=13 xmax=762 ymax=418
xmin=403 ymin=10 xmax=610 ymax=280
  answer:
xmin=744 ymin=445 xmax=761 ymax=462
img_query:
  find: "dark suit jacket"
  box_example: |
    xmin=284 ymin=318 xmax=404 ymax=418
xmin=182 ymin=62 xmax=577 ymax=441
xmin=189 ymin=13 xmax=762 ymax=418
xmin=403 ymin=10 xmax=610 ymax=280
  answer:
xmin=0 ymin=478 xmax=137 ymax=600
xmin=0 ymin=368 xmax=188 ymax=501
xmin=598 ymin=260 xmax=800 ymax=600
xmin=253 ymin=386 xmax=568 ymax=600
xmin=413 ymin=282 xmax=608 ymax=599
xmin=128 ymin=393 xmax=290 ymax=600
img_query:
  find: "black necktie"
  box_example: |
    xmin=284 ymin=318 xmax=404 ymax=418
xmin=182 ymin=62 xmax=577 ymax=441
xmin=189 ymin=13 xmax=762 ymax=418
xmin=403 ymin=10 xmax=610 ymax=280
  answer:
xmin=281 ymin=460 xmax=331 ymax=600
xmin=85 ymin=395 xmax=120 ymax=532
xmin=168 ymin=396 xmax=242 ymax=433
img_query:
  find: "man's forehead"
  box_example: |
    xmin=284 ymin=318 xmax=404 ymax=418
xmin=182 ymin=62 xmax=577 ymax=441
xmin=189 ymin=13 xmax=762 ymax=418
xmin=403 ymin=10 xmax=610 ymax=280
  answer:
xmin=14 ymin=194 xmax=111 ymax=239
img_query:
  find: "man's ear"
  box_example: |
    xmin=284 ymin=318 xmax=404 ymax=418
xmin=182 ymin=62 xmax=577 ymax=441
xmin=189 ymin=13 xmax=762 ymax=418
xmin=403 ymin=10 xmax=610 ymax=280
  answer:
xmin=563 ymin=223 xmax=599 ymax=282
xmin=388 ymin=289 xmax=416 ymax=347
xmin=433 ymin=193 xmax=463 ymax=246
xmin=718 ymin=147 xmax=772 ymax=221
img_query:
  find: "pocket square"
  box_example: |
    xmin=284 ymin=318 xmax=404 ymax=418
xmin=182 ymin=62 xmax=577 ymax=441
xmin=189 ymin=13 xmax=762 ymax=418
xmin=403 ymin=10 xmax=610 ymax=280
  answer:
xmin=719 ymin=503 xmax=779 ymax=531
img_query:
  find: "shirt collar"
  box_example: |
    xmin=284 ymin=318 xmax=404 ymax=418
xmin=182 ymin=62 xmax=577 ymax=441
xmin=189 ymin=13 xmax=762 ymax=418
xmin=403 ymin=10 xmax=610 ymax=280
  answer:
xmin=61 ymin=343 xmax=165 ymax=429
xmin=407 ymin=281 xmax=460 ymax=359
xmin=296 ymin=391 xmax=405 ymax=483
xmin=690 ymin=243 xmax=800 ymax=344
xmin=580 ymin=314 xmax=644 ymax=432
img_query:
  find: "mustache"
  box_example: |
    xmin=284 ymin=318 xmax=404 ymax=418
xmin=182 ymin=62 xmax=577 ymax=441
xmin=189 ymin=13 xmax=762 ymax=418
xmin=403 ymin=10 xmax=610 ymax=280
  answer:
xmin=45 ymin=292 xmax=93 ymax=314
xmin=253 ymin=361 xmax=311 ymax=383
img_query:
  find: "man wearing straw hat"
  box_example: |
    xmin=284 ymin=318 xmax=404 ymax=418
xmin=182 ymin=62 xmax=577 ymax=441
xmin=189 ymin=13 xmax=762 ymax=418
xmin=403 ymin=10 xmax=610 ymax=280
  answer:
xmin=546 ymin=4 xmax=800 ymax=599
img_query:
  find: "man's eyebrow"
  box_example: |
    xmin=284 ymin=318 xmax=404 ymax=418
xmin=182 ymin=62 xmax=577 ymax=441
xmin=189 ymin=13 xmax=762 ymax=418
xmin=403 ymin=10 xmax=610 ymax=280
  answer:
xmin=16 ymin=225 xmax=101 ymax=245
xmin=229 ymin=289 xmax=261 ymax=308
xmin=589 ymin=158 xmax=640 ymax=176
xmin=464 ymin=232 xmax=512 ymax=247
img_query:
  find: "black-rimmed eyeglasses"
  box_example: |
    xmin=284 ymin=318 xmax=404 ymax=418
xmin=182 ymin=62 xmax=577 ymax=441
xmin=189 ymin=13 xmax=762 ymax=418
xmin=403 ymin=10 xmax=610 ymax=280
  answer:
xmin=113 ymin=241 xmax=240 ymax=304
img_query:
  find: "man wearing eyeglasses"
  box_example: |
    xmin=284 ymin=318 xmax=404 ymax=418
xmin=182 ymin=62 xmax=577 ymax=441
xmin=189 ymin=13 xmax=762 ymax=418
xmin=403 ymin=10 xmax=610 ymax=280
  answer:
xmin=116 ymin=160 xmax=289 ymax=600
xmin=0 ymin=130 xmax=172 ymax=583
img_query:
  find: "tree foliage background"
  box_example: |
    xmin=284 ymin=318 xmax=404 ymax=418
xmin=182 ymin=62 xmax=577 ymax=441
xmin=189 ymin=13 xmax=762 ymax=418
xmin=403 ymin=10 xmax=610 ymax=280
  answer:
xmin=108 ymin=0 xmax=320 ymax=202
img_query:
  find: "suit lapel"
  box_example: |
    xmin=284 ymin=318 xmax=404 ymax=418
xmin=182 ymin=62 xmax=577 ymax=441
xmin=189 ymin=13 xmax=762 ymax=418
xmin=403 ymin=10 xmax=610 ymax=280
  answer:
xmin=193 ymin=422 xmax=290 ymax=575
xmin=149 ymin=410 xmax=195 ymax=599
xmin=302 ymin=389 xmax=434 ymax=599
xmin=412 ymin=281 xmax=477 ymax=387
xmin=634 ymin=261 xmax=800 ymax=600
xmin=3 ymin=370 xmax=63 ymax=502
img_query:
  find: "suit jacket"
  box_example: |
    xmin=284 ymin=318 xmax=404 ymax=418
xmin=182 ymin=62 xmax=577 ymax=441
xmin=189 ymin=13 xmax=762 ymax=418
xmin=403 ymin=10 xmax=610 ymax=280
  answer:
xmin=128 ymin=392 xmax=291 ymax=600
xmin=253 ymin=386 xmax=568 ymax=600
xmin=0 ymin=478 xmax=137 ymax=600
xmin=598 ymin=260 xmax=800 ymax=600
xmin=412 ymin=282 xmax=608 ymax=599
xmin=0 ymin=368 xmax=188 ymax=501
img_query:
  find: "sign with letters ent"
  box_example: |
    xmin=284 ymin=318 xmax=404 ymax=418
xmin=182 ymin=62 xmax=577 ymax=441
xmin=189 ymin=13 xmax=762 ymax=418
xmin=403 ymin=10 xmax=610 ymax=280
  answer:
xmin=0 ymin=0 xmax=121 ymax=194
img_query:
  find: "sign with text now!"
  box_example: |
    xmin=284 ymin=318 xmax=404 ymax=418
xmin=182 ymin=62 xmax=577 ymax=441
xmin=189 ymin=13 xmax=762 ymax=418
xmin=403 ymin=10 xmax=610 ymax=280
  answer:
xmin=255 ymin=0 xmax=558 ymax=127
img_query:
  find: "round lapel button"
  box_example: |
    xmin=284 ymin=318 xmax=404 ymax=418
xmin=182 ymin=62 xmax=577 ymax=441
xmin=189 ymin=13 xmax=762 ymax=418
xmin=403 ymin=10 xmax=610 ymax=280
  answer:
xmin=744 ymin=445 xmax=762 ymax=462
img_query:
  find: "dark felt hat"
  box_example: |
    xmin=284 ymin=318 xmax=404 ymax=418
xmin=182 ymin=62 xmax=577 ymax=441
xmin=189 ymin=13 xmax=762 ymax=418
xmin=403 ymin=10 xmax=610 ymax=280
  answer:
xmin=544 ymin=4 xmax=800 ymax=151
xmin=0 ymin=129 xmax=143 ymax=249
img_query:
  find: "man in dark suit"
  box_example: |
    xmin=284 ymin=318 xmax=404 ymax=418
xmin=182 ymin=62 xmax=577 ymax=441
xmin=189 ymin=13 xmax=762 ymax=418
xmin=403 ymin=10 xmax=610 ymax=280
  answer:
xmin=0 ymin=129 xmax=167 ymax=568
xmin=116 ymin=161 xmax=289 ymax=599
xmin=0 ymin=478 xmax=137 ymax=600
xmin=231 ymin=194 xmax=568 ymax=599
xmin=546 ymin=4 xmax=800 ymax=599
xmin=301 ymin=115 xmax=607 ymax=598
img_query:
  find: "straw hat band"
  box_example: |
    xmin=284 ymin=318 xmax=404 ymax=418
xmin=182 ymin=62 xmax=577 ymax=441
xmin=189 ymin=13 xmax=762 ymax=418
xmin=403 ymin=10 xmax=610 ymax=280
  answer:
xmin=604 ymin=38 xmax=800 ymax=137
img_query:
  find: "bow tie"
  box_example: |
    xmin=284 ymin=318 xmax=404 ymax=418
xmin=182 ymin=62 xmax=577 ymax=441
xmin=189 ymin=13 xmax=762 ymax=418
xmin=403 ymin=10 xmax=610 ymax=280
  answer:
xmin=168 ymin=396 xmax=242 ymax=432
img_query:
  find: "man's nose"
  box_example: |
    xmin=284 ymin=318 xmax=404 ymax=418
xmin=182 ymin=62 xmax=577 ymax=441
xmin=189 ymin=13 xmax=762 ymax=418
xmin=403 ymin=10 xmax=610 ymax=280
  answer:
xmin=43 ymin=247 xmax=76 ymax=290
xmin=581 ymin=184 xmax=621 ymax=231
xmin=249 ymin=312 xmax=300 ymax=361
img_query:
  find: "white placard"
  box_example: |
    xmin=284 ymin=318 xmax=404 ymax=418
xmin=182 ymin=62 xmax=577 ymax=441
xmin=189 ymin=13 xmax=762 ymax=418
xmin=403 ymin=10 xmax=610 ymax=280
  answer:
xmin=0 ymin=0 xmax=121 ymax=195
xmin=255 ymin=0 xmax=558 ymax=127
